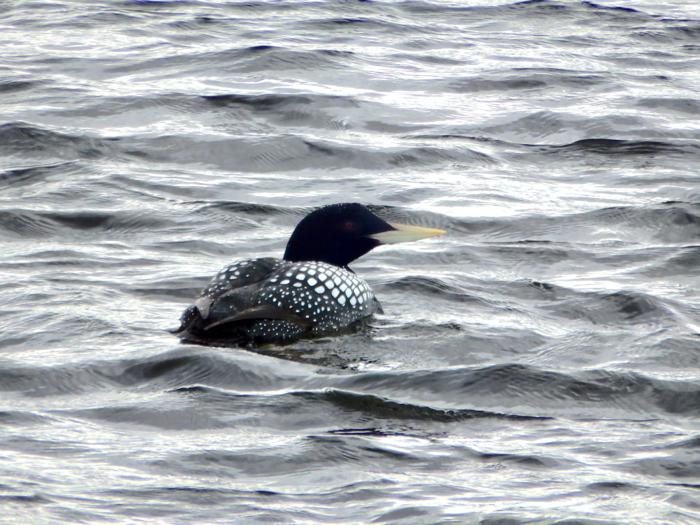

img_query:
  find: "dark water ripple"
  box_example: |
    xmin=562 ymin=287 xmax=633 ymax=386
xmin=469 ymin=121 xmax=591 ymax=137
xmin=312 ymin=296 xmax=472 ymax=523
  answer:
xmin=2 ymin=0 xmax=700 ymax=523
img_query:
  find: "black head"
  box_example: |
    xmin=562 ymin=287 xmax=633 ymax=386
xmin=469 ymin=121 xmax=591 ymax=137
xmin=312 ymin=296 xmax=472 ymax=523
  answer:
xmin=283 ymin=203 xmax=391 ymax=267
xmin=283 ymin=203 xmax=446 ymax=268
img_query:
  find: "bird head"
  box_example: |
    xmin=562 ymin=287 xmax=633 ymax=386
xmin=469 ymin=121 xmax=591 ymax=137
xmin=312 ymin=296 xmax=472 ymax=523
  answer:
xmin=283 ymin=203 xmax=445 ymax=268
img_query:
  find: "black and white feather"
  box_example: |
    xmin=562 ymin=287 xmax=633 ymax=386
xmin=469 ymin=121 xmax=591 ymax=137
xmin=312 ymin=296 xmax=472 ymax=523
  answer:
xmin=176 ymin=258 xmax=379 ymax=345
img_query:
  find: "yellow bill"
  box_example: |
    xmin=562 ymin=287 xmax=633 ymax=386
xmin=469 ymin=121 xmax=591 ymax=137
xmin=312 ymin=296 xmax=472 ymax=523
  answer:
xmin=370 ymin=222 xmax=446 ymax=244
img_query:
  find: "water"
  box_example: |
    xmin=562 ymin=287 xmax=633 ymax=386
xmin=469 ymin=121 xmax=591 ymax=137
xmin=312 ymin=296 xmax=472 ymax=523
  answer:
xmin=2 ymin=0 xmax=700 ymax=523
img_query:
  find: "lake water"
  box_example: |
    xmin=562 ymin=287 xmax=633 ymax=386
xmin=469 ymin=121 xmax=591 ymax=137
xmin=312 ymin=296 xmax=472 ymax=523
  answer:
xmin=1 ymin=0 xmax=700 ymax=523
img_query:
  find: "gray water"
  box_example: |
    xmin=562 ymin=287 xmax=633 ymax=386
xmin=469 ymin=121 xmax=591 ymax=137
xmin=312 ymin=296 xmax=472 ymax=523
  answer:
xmin=2 ymin=0 xmax=700 ymax=523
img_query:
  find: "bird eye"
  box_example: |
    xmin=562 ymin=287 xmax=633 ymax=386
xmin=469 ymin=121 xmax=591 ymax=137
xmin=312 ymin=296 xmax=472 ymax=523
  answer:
xmin=342 ymin=220 xmax=357 ymax=232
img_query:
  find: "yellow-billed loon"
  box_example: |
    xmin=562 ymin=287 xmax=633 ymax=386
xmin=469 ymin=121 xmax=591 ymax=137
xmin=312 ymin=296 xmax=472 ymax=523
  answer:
xmin=175 ymin=203 xmax=444 ymax=346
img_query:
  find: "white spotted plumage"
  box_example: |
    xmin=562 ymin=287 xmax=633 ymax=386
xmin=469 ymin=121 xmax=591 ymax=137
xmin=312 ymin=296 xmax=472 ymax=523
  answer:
xmin=194 ymin=258 xmax=378 ymax=343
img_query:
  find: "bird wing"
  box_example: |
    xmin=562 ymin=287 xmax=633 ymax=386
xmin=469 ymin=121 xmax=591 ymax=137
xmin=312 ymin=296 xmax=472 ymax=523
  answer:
xmin=174 ymin=258 xmax=282 ymax=335
xmin=194 ymin=257 xmax=281 ymax=319
xmin=203 ymin=304 xmax=312 ymax=331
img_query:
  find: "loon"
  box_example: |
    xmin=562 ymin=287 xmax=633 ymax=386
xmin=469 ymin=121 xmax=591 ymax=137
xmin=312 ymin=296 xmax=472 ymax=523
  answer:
xmin=174 ymin=203 xmax=444 ymax=346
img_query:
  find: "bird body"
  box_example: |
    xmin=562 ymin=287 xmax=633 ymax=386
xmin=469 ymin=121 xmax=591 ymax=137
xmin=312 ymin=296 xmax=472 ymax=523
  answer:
xmin=175 ymin=203 xmax=443 ymax=346
xmin=179 ymin=258 xmax=379 ymax=345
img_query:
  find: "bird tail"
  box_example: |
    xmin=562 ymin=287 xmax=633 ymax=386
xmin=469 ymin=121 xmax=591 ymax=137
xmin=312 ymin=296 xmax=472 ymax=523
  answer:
xmin=169 ymin=304 xmax=203 ymax=336
xmin=169 ymin=304 xmax=252 ymax=347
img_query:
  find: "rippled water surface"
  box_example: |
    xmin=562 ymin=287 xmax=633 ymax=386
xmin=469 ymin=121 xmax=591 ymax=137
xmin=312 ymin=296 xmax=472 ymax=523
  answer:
xmin=2 ymin=0 xmax=700 ymax=523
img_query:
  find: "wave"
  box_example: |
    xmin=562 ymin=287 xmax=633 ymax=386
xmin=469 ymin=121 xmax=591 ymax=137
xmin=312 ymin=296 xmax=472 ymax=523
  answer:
xmin=449 ymin=71 xmax=607 ymax=92
xmin=5 ymin=349 xmax=699 ymax=418
xmin=334 ymin=364 xmax=700 ymax=418
xmin=406 ymin=131 xmax=700 ymax=158
xmin=202 ymin=93 xmax=358 ymax=111
xmin=0 ymin=208 xmax=172 ymax=238
xmin=402 ymin=0 xmax=651 ymax=20
xmin=0 ymin=162 xmax=79 ymax=188
xmin=294 ymin=388 xmax=545 ymax=421
xmin=116 ymin=134 xmax=492 ymax=172
xmin=541 ymin=289 xmax=677 ymax=326
xmin=0 ymin=80 xmax=42 ymax=93
xmin=0 ymin=122 xmax=120 ymax=161
xmin=45 ymin=90 xmax=412 ymax=132
xmin=637 ymin=97 xmax=700 ymax=115
xmin=431 ymin=108 xmax=700 ymax=145
xmin=449 ymin=201 xmax=700 ymax=244
xmin=298 ymin=16 xmax=428 ymax=35
xmin=105 ymin=45 xmax=350 ymax=78
xmin=542 ymin=138 xmax=700 ymax=156
xmin=640 ymin=246 xmax=700 ymax=277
